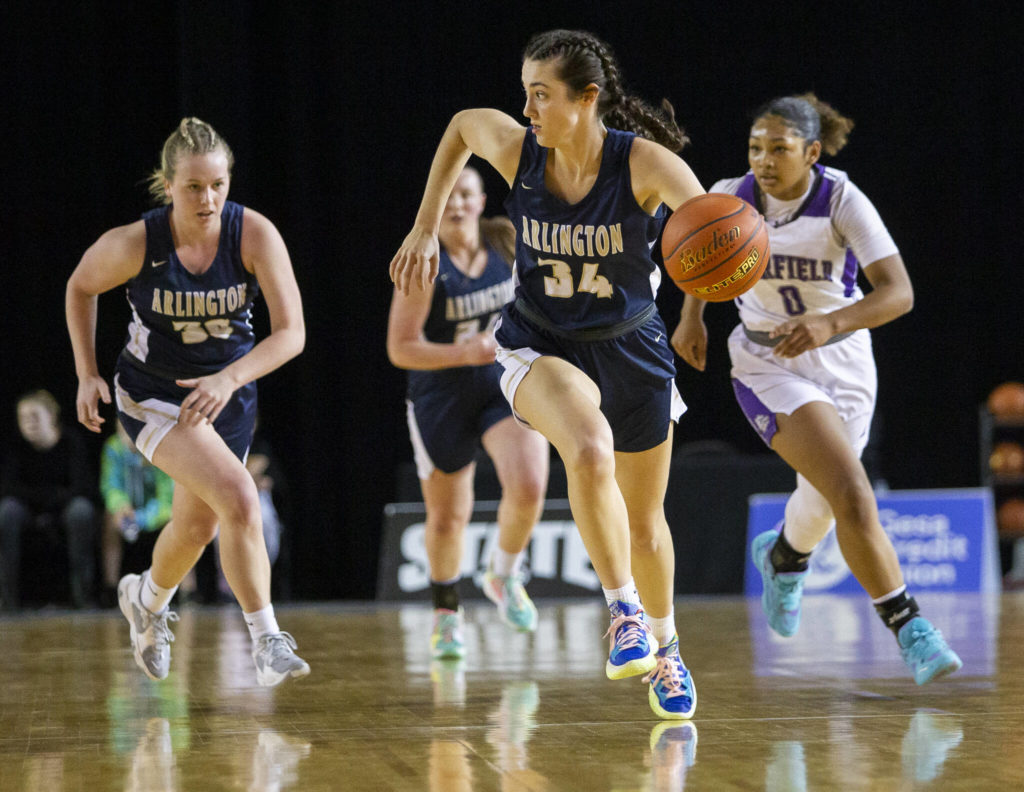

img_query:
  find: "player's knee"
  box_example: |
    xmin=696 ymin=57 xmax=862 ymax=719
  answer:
xmin=426 ymin=513 xmax=467 ymax=540
xmin=629 ymin=518 xmax=667 ymax=555
xmin=564 ymin=434 xmax=615 ymax=482
xmin=504 ymin=468 xmax=547 ymax=507
xmin=829 ymin=476 xmax=876 ymax=529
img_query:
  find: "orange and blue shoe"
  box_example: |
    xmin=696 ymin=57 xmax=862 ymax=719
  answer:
xmin=643 ymin=636 xmax=697 ymax=719
xmin=604 ymin=601 xmax=657 ymax=680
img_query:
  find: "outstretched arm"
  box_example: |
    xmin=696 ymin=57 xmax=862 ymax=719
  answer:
xmin=389 ymin=109 xmax=525 ymax=295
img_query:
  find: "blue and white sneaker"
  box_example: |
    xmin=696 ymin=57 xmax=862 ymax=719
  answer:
xmin=644 ymin=637 xmax=697 ymax=719
xmin=897 ymin=617 xmax=963 ymax=684
xmin=751 ymin=529 xmax=808 ymax=637
xmin=431 ymin=608 xmax=465 ymax=660
xmin=604 ymin=602 xmax=657 ymax=680
xmin=482 ymin=566 xmax=538 ymax=632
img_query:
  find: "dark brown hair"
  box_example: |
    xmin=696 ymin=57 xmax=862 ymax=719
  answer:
xmin=523 ymin=29 xmax=689 ymax=152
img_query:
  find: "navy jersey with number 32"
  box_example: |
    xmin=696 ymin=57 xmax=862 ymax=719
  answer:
xmin=123 ymin=201 xmax=259 ymax=378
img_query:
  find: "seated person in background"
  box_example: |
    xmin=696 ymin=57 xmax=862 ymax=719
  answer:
xmin=99 ymin=422 xmax=195 ymax=607
xmin=0 ymin=389 xmax=97 ymax=609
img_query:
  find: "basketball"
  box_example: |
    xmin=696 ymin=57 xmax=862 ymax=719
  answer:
xmin=997 ymin=498 xmax=1024 ymax=537
xmin=987 ymin=382 xmax=1024 ymax=419
xmin=990 ymin=441 xmax=1024 ymax=477
xmin=661 ymin=193 xmax=770 ymax=302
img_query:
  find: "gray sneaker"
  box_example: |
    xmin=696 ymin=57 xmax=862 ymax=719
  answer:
xmin=118 ymin=573 xmax=178 ymax=680
xmin=253 ymin=632 xmax=310 ymax=687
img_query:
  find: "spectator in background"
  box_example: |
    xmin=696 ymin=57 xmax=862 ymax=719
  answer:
xmin=0 ymin=389 xmax=97 ymax=609
xmin=99 ymin=421 xmax=196 ymax=607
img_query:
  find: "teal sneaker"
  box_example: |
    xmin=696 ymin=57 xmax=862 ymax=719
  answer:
xmin=644 ymin=637 xmax=697 ymax=719
xmin=604 ymin=602 xmax=657 ymax=680
xmin=430 ymin=608 xmax=465 ymax=660
xmin=751 ymin=529 xmax=808 ymax=637
xmin=482 ymin=566 xmax=538 ymax=632
xmin=897 ymin=617 xmax=963 ymax=684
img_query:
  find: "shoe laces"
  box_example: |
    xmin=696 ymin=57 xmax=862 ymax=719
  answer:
xmin=643 ymin=652 xmax=689 ymax=698
xmin=903 ymin=624 xmax=944 ymax=661
xmin=603 ymin=612 xmax=651 ymax=651
xmin=259 ymin=631 xmax=298 ymax=658
xmin=149 ymin=610 xmax=179 ymax=649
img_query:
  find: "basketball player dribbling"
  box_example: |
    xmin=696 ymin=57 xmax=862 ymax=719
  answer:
xmin=391 ymin=29 xmax=703 ymax=719
xmin=672 ymin=93 xmax=961 ymax=684
xmin=66 ymin=118 xmax=310 ymax=687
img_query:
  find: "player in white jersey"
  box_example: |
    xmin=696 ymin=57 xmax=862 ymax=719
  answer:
xmin=673 ymin=93 xmax=961 ymax=684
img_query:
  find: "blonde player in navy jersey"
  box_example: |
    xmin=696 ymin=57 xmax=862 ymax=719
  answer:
xmin=673 ymin=94 xmax=961 ymax=684
xmin=391 ymin=30 xmax=701 ymax=719
xmin=66 ymin=118 xmax=310 ymax=687
xmin=387 ymin=166 xmax=550 ymax=660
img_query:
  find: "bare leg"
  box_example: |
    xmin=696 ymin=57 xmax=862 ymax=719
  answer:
xmin=615 ymin=426 xmax=675 ymax=620
xmin=420 ymin=463 xmax=475 ymax=583
xmin=151 ymin=422 xmax=269 ymax=612
xmin=772 ymin=401 xmax=903 ymax=598
xmin=511 ymin=356 xmax=631 ymax=590
xmin=482 ymin=416 xmax=548 ymax=556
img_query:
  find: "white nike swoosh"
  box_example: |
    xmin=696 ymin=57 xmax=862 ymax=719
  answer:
xmin=521 ymin=182 xmax=533 ymax=190
xmin=151 ymin=260 xmax=167 ymax=267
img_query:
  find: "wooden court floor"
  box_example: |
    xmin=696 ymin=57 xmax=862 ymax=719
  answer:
xmin=2 ymin=591 xmax=1023 ymax=791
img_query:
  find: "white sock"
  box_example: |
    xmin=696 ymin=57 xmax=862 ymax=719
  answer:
xmin=490 ymin=547 xmax=522 ymax=578
xmin=646 ymin=612 xmax=677 ymax=648
xmin=243 ymin=604 xmax=280 ymax=642
xmin=872 ymin=585 xmax=907 ymax=605
xmin=603 ymin=580 xmax=641 ymax=611
xmin=139 ymin=570 xmax=178 ymax=615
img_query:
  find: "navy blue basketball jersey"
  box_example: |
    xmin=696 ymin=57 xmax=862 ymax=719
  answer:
xmin=407 ymin=241 xmax=513 ymax=399
xmin=123 ymin=201 xmax=259 ymax=378
xmin=503 ymin=129 xmax=667 ymax=332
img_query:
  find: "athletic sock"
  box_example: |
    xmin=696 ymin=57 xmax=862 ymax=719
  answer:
xmin=873 ymin=586 xmax=920 ymax=635
xmin=770 ymin=528 xmax=812 ymax=573
xmin=243 ymin=604 xmax=280 ymax=642
xmin=430 ymin=578 xmax=460 ymax=612
xmin=603 ymin=580 xmax=641 ymax=614
xmin=139 ymin=570 xmax=178 ymax=615
xmin=490 ymin=548 xmax=523 ymax=578
xmin=646 ymin=612 xmax=677 ymax=648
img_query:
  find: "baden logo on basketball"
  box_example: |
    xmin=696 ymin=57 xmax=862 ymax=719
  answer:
xmin=661 ymin=193 xmax=770 ymax=302
xmin=678 ymin=226 xmax=741 ymax=273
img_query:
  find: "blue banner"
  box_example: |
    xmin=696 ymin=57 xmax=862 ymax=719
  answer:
xmin=744 ymin=488 xmax=1000 ymax=594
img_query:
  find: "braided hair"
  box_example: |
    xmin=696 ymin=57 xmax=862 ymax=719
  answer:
xmin=146 ymin=117 xmax=235 ymax=205
xmin=523 ymin=30 xmax=689 ymax=152
xmin=753 ymin=93 xmax=855 ymax=157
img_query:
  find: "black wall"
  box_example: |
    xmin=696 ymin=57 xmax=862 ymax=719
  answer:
xmin=3 ymin=3 xmax=1019 ymax=599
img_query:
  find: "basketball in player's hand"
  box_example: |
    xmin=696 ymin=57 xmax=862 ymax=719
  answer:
xmin=661 ymin=193 xmax=770 ymax=302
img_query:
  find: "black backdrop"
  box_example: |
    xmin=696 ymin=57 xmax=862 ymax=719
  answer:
xmin=3 ymin=2 xmax=1019 ymax=599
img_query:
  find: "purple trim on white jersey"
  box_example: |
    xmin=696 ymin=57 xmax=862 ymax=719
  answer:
xmin=802 ymin=165 xmax=832 ymax=217
xmin=843 ymin=249 xmax=860 ymax=297
xmin=732 ymin=377 xmax=777 ymax=447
